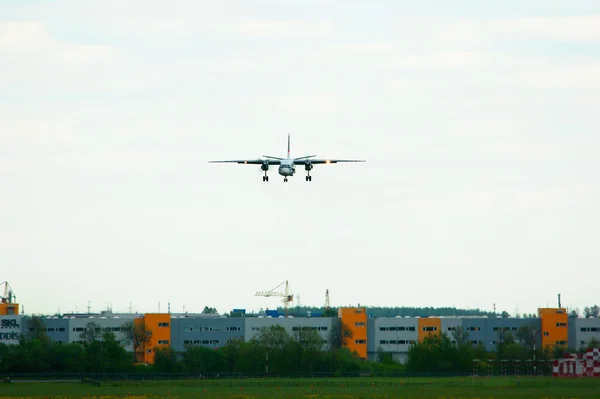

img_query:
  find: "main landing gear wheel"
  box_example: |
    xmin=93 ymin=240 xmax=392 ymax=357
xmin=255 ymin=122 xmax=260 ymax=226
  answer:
xmin=305 ymin=175 xmax=312 ymax=182
xmin=262 ymin=175 xmax=269 ymax=182
xmin=284 ymin=177 xmax=288 ymax=182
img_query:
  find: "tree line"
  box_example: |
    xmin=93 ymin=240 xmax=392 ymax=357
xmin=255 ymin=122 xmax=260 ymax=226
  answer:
xmin=404 ymin=326 xmax=600 ymax=374
xmin=0 ymin=316 xmax=397 ymax=375
xmin=273 ymin=306 xmax=506 ymax=318
xmin=3 ymin=316 xmax=600 ymax=375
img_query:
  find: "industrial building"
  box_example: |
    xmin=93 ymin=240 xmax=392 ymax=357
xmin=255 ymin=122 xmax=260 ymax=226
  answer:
xmin=2 ymin=307 xmax=600 ymax=364
xmin=2 ymin=283 xmax=599 ymax=365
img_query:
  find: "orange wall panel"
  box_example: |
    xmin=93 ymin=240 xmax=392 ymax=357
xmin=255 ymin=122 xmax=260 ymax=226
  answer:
xmin=338 ymin=307 xmax=367 ymax=359
xmin=142 ymin=313 xmax=172 ymax=364
xmin=418 ymin=317 xmax=442 ymax=342
xmin=0 ymin=303 xmax=19 ymax=315
xmin=538 ymin=308 xmax=568 ymax=349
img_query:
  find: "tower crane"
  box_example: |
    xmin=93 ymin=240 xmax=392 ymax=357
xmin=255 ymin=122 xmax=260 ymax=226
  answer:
xmin=1 ymin=281 xmax=15 ymax=304
xmin=255 ymin=280 xmax=294 ymax=316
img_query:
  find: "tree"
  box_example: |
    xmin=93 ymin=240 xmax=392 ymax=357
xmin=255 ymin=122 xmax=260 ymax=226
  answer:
xmin=376 ymin=346 xmax=396 ymax=365
xmin=451 ymin=326 xmax=470 ymax=347
xmin=79 ymin=321 xmax=102 ymax=345
xmin=202 ymin=306 xmax=218 ymax=314
xmin=154 ymin=346 xmax=179 ymax=372
xmin=24 ymin=315 xmax=49 ymax=344
xmin=121 ymin=320 xmax=152 ymax=362
xmin=583 ymin=306 xmax=599 ymax=318
xmin=516 ymin=325 xmax=538 ymax=350
xmin=587 ymin=337 xmax=600 ymax=349
xmin=294 ymin=328 xmax=325 ymax=373
xmin=254 ymin=325 xmax=291 ymax=350
xmin=407 ymin=332 xmax=473 ymax=372
xmin=328 ymin=320 xmax=353 ymax=350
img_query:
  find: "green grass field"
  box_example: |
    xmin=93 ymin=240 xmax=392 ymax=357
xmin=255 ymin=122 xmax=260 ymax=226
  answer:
xmin=1 ymin=377 xmax=599 ymax=398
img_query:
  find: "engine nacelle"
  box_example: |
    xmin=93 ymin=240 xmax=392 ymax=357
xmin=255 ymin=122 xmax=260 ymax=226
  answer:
xmin=305 ymin=162 xmax=313 ymax=171
xmin=261 ymin=161 xmax=269 ymax=171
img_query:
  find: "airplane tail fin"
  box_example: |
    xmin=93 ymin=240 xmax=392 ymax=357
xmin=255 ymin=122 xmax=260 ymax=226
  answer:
xmin=287 ymin=133 xmax=291 ymax=159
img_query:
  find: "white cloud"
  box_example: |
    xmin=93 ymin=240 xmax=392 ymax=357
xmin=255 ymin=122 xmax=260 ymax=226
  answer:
xmin=340 ymin=42 xmax=394 ymax=53
xmin=0 ymin=22 xmax=113 ymax=65
xmin=383 ymin=51 xmax=485 ymax=69
xmin=255 ymin=93 xmax=339 ymax=116
xmin=436 ymin=15 xmax=600 ymax=47
xmin=492 ymin=15 xmax=600 ymax=42
xmin=239 ymin=20 xmax=332 ymax=36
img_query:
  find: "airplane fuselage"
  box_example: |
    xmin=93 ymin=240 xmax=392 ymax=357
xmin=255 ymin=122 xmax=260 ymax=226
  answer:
xmin=278 ymin=160 xmax=295 ymax=177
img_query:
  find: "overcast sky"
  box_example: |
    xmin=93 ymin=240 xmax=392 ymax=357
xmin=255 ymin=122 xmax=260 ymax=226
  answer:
xmin=1 ymin=1 xmax=599 ymax=317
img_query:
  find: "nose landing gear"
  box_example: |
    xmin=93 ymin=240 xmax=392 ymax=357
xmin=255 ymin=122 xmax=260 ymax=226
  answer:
xmin=284 ymin=177 xmax=288 ymax=182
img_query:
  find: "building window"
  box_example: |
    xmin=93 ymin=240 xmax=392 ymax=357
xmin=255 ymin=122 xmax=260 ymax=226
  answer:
xmin=355 ymin=309 xmax=363 ymax=314
xmin=318 ymin=327 xmax=328 ymax=331
xmin=47 ymin=328 xmax=55 ymax=332
xmin=380 ymin=340 xmax=389 ymax=344
xmin=543 ymin=331 xmax=549 ymax=336
xmin=467 ymin=327 xmax=480 ymax=331
xmin=146 ymin=349 xmax=152 ymax=353
xmin=355 ymin=322 xmax=365 ymax=327
xmin=408 ymin=327 xmax=416 ymax=331
xmin=556 ymin=340 xmax=567 ymax=345
xmin=556 ymin=322 xmax=567 ymax=327
xmin=226 ymin=326 xmax=241 ymax=331
xmin=397 ymin=326 xmax=406 ymax=331
xmin=379 ymin=327 xmax=388 ymax=331
xmin=423 ymin=326 xmax=437 ymax=332
xmin=58 ymin=328 xmax=65 ymax=332
xmin=447 ymin=327 xmax=456 ymax=331
xmin=158 ymin=322 xmax=169 ymax=327
xmin=355 ymin=339 xmax=366 ymax=344
xmin=158 ymin=340 xmax=169 ymax=345
xmin=210 ymin=340 xmax=219 ymax=344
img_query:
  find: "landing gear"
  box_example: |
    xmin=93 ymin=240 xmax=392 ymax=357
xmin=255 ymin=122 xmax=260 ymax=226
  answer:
xmin=262 ymin=173 xmax=269 ymax=182
xmin=305 ymin=162 xmax=313 ymax=182
xmin=284 ymin=177 xmax=288 ymax=182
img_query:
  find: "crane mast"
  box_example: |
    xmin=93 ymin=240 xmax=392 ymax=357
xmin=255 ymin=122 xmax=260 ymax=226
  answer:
xmin=1 ymin=281 xmax=15 ymax=304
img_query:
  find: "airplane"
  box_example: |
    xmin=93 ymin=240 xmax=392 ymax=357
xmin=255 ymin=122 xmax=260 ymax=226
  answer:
xmin=209 ymin=134 xmax=365 ymax=182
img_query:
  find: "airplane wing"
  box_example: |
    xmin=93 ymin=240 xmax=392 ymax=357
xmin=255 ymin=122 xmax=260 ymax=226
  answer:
xmin=293 ymin=158 xmax=365 ymax=165
xmin=208 ymin=159 xmax=281 ymax=165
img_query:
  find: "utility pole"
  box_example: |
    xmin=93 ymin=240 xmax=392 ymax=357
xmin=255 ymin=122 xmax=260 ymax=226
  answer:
xmin=265 ymin=352 xmax=269 ymax=374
